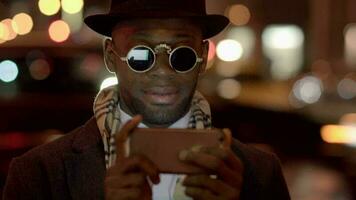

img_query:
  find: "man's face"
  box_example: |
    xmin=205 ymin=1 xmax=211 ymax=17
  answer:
xmin=105 ymin=19 xmax=208 ymax=127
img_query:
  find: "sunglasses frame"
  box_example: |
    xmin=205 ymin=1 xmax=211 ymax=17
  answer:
xmin=111 ymin=43 xmax=203 ymax=73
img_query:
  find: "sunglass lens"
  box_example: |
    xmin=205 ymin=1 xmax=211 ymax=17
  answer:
xmin=127 ymin=47 xmax=154 ymax=72
xmin=171 ymin=47 xmax=197 ymax=72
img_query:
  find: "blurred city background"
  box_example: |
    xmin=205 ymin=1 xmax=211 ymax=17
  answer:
xmin=0 ymin=0 xmax=356 ymax=199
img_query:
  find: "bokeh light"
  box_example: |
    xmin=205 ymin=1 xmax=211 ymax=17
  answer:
xmin=0 ymin=22 xmax=9 ymax=43
xmin=12 ymin=13 xmax=34 ymax=35
xmin=100 ymin=77 xmax=118 ymax=90
xmin=79 ymin=54 xmax=103 ymax=80
xmin=38 ymin=0 xmax=61 ymax=16
xmin=61 ymin=0 xmax=84 ymax=14
xmin=262 ymin=25 xmax=304 ymax=49
xmin=62 ymin=5 xmax=84 ymax=33
xmin=49 ymin=20 xmax=70 ymax=43
xmin=292 ymin=76 xmax=323 ymax=104
xmin=262 ymin=25 xmax=304 ymax=80
xmin=340 ymin=113 xmax=356 ymax=126
xmin=337 ymin=78 xmax=356 ymax=99
xmin=26 ymin=50 xmax=46 ymax=66
xmin=216 ymin=39 xmax=243 ymax=62
xmin=321 ymin=125 xmax=356 ymax=146
xmin=29 ymin=59 xmax=51 ymax=80
xmin=226 ymin=27 xmax=255 ymax=60
xmin=227 ymin=4 xmax=251 ymax=26
xmin=217 ymin=79 xmax=241 ymax=99
xmin=0 ymin=60 xmax=19 ymax=83
xmin=344 ymin=24 xmax=356 ymax=67
xmin=1 ymin=19 xmax=17 ymax=41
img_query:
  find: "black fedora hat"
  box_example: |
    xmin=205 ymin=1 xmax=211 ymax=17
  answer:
xmin=84 ymin=0 xmax=230 ymax=39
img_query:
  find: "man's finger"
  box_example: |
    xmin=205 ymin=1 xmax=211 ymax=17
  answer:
xmin=183 ymin=174 xmax=239 ymax=198
xmin=198 ymin=146 xmax=244 ymax=176
xmin=185 ymin=186 xmax=221 ymax=200
xmin=115 ymin=115 xmax=142 ymax=160
xmin=105 ymin=172 xmax=146 ymax=188
xmin=181 ymin=150 xmax=226 ymax=173
xmin=181 ymin=150 xmax=242 ymax=186
xmin=119 ymin=155 xmax=160 ymax=184
xmin=198 ymin=146 xmax=228 ymax=160
xmin=222 ymin=128 xmax=232 ymax=149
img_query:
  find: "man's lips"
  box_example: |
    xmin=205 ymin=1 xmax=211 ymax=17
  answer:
xmin=143 ymin=87 xmax=179 ymax=105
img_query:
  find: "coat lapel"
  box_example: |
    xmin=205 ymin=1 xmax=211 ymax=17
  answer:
xmin=64 ymin=118 xmax=106 ymax=200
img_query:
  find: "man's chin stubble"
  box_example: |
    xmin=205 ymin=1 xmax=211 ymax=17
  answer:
xmin=134 ymin=99 xmax=191 ymax=127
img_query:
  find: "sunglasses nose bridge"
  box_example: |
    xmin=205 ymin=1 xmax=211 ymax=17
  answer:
xmin=149 ymin=52 xmax=176 ymax=76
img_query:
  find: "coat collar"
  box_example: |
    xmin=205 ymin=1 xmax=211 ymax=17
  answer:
xmin=64 ymin=117 xmax=106 ymax=200
xmin=71 ymin=117 xmax=102 ymax=153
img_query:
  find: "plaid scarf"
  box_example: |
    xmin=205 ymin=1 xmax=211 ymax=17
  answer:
xmin=93 ymin=85 xmax=212 ymax=169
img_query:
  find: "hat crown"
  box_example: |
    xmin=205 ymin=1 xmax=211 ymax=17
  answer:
xmin=109 ymin=0 xmax=206 ymax=15
xmin=84 ymin=0 xmax=229 ymax=39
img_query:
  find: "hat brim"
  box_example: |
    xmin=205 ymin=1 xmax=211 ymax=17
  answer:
xmin=84 ymin=14 xmax=229 ymax=39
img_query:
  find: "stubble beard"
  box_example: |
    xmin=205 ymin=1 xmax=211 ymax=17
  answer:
xmin=120 ymin=86 xmax=196 ymax=127
xmin=132 ymin=94 xmax=193 ymax=127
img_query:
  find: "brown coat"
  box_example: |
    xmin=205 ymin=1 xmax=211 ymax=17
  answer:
xmin=3 ymin=117 xmax=290 ymax=200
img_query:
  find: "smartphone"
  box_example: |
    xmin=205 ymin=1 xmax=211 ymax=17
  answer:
xmin=128 ymin=128 xmax=227 ymax=174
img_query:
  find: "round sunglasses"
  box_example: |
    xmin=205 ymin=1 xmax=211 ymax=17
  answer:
xmin=111 ymin=43 xmax=203 ymax=73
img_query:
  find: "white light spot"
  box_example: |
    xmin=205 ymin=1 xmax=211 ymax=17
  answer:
xmin=226 ymin=27 xmax=256 ymax=59
xmin=262 ymin=25 xmax=304 ymax=49
xmin=293 ymin=76 xmax=323 ymax=104
xmin=0 ymin=60 xmax=19 ymax=82
xmin=100 ymin=77 xmax=118 ymax=90
xmin=262 ymin=25 xmax=305 ymax=80
xmin=337 ymin=78 xmax=356 ymax=99
xmin=216 ymin=39 xmax=243 ymax=62
xmin=217 ymin=79 xmax=241 ymax=99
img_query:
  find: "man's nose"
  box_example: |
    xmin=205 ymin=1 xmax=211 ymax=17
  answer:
xmin=148 ymin=53 xmax=175 ymax=78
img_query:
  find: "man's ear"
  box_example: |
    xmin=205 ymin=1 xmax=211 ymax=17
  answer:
xmin=103 ymin=38 xmax=116 ymax=73
xmin=199 ymin=40 xmax=209 ymax=74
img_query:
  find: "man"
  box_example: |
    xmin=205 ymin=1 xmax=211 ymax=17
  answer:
xmin=3 ymin=0 xmax=290 ymax=199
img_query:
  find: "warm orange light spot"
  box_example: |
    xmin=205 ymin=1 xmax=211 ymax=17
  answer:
xmin=228 ymin=4 xmax=251 ymax=26
xmin=12 ymin=13 xmax=34 ymax=35
xmin=340 ymin=113 xmax=356 ymax=126
xmin=0 ymin=22 xmax=9 ymax=42
xmin=1 ymin=19 xmax=17 ymax=41
xmin=49 ymin=20 xmax=70 ymax=43
xmin=321 ymin=125 xmax=356 ymax=144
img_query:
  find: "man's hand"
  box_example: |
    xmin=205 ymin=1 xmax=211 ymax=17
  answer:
xmin=104 ymin=115 xmax=160 ymax=200
xmin=180 ymin=130 xmax=243 ymax=200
